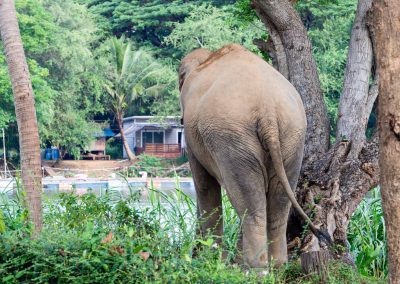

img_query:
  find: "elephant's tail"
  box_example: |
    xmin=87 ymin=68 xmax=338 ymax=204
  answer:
xmin=260 ymin=122 xmax=332 ymax=245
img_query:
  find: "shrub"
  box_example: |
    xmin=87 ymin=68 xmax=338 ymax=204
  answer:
xmin=0 ymin=182 xmax=387 ymax=283
xmin=348 ymin=188 xmax=387 ymax=279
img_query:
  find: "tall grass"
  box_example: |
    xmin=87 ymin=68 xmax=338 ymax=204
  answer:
xmin=0 ymin=177 xmax=387 ymax=283
xmin=348 ymin=187 xmax=387 ymax=279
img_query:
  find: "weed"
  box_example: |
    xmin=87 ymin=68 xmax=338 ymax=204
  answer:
xmin=0 ymin=179 xmax=387 ymax=283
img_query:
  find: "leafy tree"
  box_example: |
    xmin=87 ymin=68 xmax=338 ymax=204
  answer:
xmin=38 ymin=0 xmax=107 ymax=157
xmin=164 ymin=5 xmax=266 ymax=55
xmin=0 ymin=0 xmax=43 ymax=234
xmin=235 ymin=0 xmax=357 ymax=133
xmin=0 ymin=0 xmax=58 ymax=161
xmin=0 ymin=0 xmax=109 ymax=159
xmin=78 ymin=0 xmax=236 ymax=52
xmin=148 ymin=64 xmax=180 ymax=117
xmin=297 ymin=0 xmax=356 ymax=131
xmin=104 ymin=37 xmax=162 ymax=160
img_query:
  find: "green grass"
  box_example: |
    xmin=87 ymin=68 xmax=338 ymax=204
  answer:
xmin=0 ymin=180 xmax=387 ymax=283
xmin=348 ymin=187 xmax=387 ymax=279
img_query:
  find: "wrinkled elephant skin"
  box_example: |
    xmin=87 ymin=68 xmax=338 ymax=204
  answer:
xmin=179 ymin=44 xmax=311 ymax=268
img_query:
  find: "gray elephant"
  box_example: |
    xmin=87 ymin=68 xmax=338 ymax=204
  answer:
xmin=179 ymin=44 xmax=328 ymax=268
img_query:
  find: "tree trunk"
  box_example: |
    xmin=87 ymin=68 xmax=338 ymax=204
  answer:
xmin=252 ymin=0 xmax=330 ymax=165
xmin=0 ymin=0 xmax=43 ymax=235
xmin=252 ymin=0 xmax=380 ymax=270
xmin=117 ymin=112 xmax=136 ymax=161
xmin=371 ymin=1 xmax=400 ymax=282
xmin=336 ymin=0 xmax=375 ymax=160
xmin=293 ymin=0 xmax=377 ymax=255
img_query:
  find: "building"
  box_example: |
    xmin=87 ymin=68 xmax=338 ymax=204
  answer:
xmin=82 ymin=128 xmax=115 ymax=160
xmin=121 ymin=116 xmax=185 ymax=159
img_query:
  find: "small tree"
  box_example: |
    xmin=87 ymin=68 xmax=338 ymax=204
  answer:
xmin=105 ymin=37 xmax=161 ymax=160
xmin=0 ymin=0 xmax=43 ymax=235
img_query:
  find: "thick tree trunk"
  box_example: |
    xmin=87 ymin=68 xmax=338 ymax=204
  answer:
xmin=253 ymin=26 xmax=289 ymax=79
xmin=371 ymin=1 xmax=400 ymax=282
xmin=294 ymin=0 xmax=377 ymax=253
xmin=252 ymin=0 xmax=330 ymax=165
xmin=117 ymin=112 xmax=136 ymax=161
xmin=0 ymin=0 xmax=43 ymax=234
xmin=336 ymin=0 xmax=375 ymax=159
xmin=252 ymin=0 xmax=380 ymax=269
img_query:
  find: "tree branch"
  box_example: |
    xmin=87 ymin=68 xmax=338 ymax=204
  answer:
xmin=336 ymin=0 xmax=374 ymax=160
xmin=252 ymin=0 xmax=330 ymax=164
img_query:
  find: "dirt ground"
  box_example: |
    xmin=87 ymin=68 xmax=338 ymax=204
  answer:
xmin=42 ymin=159 xmax=135 ymax=178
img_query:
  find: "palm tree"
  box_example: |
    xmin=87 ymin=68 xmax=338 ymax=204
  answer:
xmin=105 ymin=37 xmax=161 ymax=160
xmin=0 ymin=0 xmax=43 ymax=234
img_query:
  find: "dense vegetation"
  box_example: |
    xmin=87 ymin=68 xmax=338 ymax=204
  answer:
xmin=0 ymin=182 xmax=386 ymax=282
xmin=0 ymin=0 xmax=358 ymax=159
xmin=1 ymin=1 xmax=388 ymax=280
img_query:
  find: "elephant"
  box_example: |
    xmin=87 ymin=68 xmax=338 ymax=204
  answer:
xmin=179 ymin=44 xmax=329 ymax=268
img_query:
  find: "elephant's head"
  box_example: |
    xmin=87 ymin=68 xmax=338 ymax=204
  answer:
xmin=179 ymin=48 xmax=212 ymax=91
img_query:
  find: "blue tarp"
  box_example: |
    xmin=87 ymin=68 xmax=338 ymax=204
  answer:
xmin=94 ymin=128 xmax=116 ymax=137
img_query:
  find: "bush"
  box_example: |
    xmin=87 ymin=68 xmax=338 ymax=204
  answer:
xmin=0 ymin=182 xmax=387 ymax=283
xmin=106 ymin=138 xmax=123 ymax=159
xmin=348 ymin=188 xmax=387 ymax=279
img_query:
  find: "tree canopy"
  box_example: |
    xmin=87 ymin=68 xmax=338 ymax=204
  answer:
xmin=0 ymin=0 xmax=359 ymax=159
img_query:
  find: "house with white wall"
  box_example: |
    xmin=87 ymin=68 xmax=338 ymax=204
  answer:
xmin=121 ymin=116 xmax=185 ymax=158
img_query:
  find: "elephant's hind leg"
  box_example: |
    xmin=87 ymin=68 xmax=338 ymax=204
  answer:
xmin=188 ymin=152 xmax=223 ymax=240
xmin=267 ymin=150 xmax=303 ymax=266
xmin=219 ymin=161 xmax=268 ymax=268
xmin=266 ymin=177 xmax=291 ymax=266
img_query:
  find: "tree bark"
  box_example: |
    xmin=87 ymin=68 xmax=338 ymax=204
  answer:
xmin=252 ymin=0 xmax=330 ymax=165
xmin=371 ymin=1 xmax=400 ymax=282
xmin=301 ymin=250 xmax=330 ymax=279
xmin=291 ymin=0 xmax=379 ymax=261
xmin=0 ymin=0 xmax=43 ymax=235
xmin=117 ymin=112 xmax=136 ymax=161
xmin=252 ymin=0 xmax=380 ymax=270
xmin=336 ymin=0 xmax=375 ymax=159
xmin=253 ymin=26 xmax=289 ymax=79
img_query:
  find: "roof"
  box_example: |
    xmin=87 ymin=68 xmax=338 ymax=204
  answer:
xmin=114 ymin=124 xmax=144 ymax=138
xmin=123 ymin=115 xmax=180 ymax=123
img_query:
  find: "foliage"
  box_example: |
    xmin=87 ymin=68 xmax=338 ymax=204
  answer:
xmin=104 ymin=36 xmax=163 ymax=119
xmin=0 ymin=0 xmax=56 ymax=131
xmin=297 ymin=0 xmax=357 ymax=131
xmin=0 ymin=0 xmax=108 ymax=159
xmin=38 ymin=0 xmax=108 ymax=156
xmin=105 ymin=137 xmax=123 ymax=159
xmin=77 ymin=0 xmax=236 ymax=55
xmin=234 ymin=0 xmax=357 ymax=133
xmin=0 ymin=181 xmax=383 ymax=283
xmin=165 ymin=4 xmax=266 ymax=55
xmin=146 ymin=64 xmax=180 ymax=117
xmin=348 ymin=188 xmax=388 ymax=279
xmin=121 ymin=154 xmax=165 ymax=177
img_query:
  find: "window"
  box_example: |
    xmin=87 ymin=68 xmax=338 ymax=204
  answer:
xmin=142 ymin=131 xmax=164 ymax=146
xmin=177 ymin=131 xmax=182 ymax=145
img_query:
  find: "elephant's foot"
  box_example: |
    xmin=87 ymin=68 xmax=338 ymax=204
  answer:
xmin=243 ymin=238 xmax=268 ymax=268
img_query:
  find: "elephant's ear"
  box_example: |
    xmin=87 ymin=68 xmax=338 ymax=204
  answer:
xmin=179 ymin=48 xmax=212 ymax=91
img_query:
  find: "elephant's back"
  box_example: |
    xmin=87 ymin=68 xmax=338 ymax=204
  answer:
xmin=184 ymin=44 xmax=306 ymax=131
xmin=181 ymin=44 xmax=306 ymax=179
